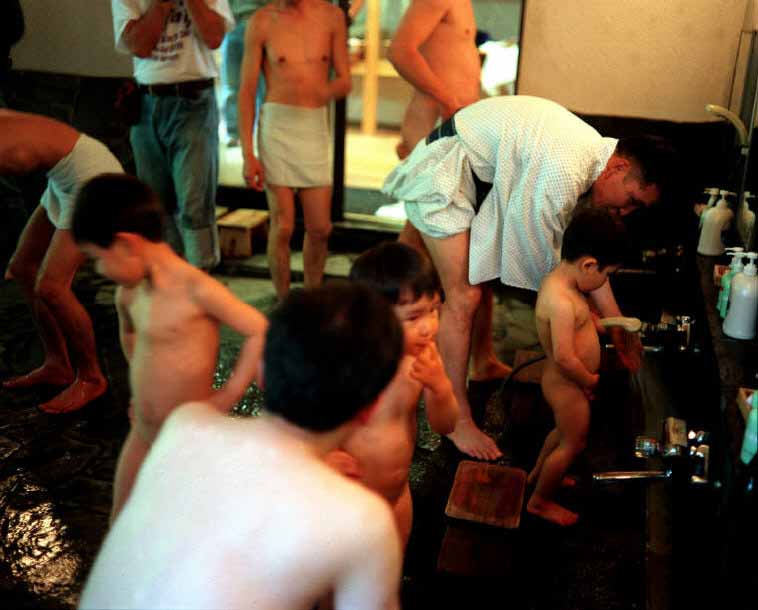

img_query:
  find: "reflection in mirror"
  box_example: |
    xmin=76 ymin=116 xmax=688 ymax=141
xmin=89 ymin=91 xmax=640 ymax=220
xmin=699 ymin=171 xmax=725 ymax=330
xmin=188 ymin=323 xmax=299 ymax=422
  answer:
xmin=739 ymin=3 xmax=758 ymax=249
xmin=216 ymin=0 xmax=525 ymax=230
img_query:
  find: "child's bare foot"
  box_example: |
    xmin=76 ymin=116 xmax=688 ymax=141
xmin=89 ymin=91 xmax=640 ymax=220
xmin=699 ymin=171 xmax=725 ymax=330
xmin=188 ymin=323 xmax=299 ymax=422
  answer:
xmin=38 ymin=377 xmax=107 ymax=414
xmin=527 ymin=494 xmax=579 ymax=526
xmin=447 ymin=419 xmax=502 ymax=460
xmin=469 ymin=358 xmax=512 ymax=382
xmin=3 ymin=364 xmax=75 ymax=390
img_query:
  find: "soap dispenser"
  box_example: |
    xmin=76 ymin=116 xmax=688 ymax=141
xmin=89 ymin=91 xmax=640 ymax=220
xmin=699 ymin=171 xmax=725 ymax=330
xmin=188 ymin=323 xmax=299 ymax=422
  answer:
xmin=698 ymin=190 xmax=735 ymax=255
xmin=718 ymin=247 xmax=744 ymax=318
xmin=723 ymin=252 xmax=758 ymax=339
xmin=740 ymin=191 xmax=755 ymax=236
xmin=699 ymin=187 xmax=722 ymax=228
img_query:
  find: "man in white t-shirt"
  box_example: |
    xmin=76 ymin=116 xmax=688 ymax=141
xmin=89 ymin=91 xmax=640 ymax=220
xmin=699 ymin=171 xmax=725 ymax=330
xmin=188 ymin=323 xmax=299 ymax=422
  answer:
xmin=384 ymin=95 xmax=679 ymax=460
xmin=1 ymin=110 xmax=124 ymax=413
xmin=111 ymin=0 xmax=234 ymax=270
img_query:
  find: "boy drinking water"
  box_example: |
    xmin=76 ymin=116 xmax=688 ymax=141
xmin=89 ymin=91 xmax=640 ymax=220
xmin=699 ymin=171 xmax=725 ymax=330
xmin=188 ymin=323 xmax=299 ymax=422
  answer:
xmin=71 ymin=174 xmax=268 ymax=521
xmin=80 ymin=283 xmax=404 ymax=610
xmin=527 ymin=208 xmax=628 ymax=526
xmin=327 ymin=242 xmax=459 ymax=548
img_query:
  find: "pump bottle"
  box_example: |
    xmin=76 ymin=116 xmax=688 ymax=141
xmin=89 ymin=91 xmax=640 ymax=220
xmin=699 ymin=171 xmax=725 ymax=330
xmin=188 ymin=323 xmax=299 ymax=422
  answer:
xmin=718 ymin=248 xmax=744 ymax=318
xmin=698 ymin=191 xmax=735 ymax=256
xmin=723 ymin=252 xmax=758 ymax=339
xmin=699 ymin=187 xmax=721 ymax=228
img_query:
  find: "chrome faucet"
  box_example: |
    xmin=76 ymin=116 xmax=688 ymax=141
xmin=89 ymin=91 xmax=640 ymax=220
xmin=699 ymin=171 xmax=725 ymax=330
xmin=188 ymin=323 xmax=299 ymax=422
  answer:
xmin=593 ymin=417 xmax=710 ymax=485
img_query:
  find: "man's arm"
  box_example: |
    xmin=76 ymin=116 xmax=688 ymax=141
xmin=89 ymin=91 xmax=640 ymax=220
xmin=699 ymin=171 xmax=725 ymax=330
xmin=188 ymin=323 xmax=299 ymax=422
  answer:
xmin=387 ymin=0 xmax=461 ymax=118
xmin=238 ymin=11 xmax=266 ymax=190
xmin=325 ymin=7 xmax=352 ymax=101
xmin=589 ymin=280 xmax=642 ymax=371
xmin=185 ymin=0 xmax=227 ymax=50
xmin=192 ymin=274 xmax=269 ymax=411
xmin=549 ymin=300 xmax=599 ymax=389
xmin=119 ymin=0 xmax=174 ymax=58
xmin=115 ymin=286 xmax=136 ymax=363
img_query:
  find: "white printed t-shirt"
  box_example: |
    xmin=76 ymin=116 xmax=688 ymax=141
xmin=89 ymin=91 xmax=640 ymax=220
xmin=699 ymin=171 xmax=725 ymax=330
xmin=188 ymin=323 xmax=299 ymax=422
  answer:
xmin=111 ymin=0 xmax=234 ymax=85
xmin=385 ymin=96 xmax=618 ymax=291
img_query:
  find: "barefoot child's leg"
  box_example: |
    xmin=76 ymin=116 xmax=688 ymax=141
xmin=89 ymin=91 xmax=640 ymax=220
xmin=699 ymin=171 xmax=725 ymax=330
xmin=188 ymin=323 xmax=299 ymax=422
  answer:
xmin=111 ymin=426 xmax=151 ymax=523
xmin=527 ymin=427 xmax=560 ymax=486
xmin=527 ymin=382 xmax=588 ymax=526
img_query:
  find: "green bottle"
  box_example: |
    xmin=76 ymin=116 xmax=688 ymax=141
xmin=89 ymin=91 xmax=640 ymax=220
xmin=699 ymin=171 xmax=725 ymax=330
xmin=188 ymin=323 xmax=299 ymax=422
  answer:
xmin=718 ymin=249 xmax=744 ymax=318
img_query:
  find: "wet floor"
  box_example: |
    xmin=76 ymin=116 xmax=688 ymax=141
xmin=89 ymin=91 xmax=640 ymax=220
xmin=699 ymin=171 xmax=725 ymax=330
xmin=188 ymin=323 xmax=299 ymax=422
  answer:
xmin=0 ymin=262 xmax=649 ymax=609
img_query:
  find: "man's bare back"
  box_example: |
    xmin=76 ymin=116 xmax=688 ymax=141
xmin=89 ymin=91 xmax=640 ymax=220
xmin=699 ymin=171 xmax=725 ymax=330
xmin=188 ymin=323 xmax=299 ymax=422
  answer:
xmin=254 ymin=0 xmax=345 ymax=108
xmin=80 ymin=403 xmax=402 ymax=610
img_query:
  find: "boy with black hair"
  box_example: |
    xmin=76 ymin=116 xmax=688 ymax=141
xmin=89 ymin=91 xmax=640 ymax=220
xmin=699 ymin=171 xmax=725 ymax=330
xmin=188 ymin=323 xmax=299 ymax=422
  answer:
xmin=72 ymin=173 xmax=268 ymax=521
xmin=326 ymin=241 xmax=459 ymax=549
xmin=80 ymin=282 xmax=404 ymax=610
xmin=527 ymin=208 xmax=629 ymax=526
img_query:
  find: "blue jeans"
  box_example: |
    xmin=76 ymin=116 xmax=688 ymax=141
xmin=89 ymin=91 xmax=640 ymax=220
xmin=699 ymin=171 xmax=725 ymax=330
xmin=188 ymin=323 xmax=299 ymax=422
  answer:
xmin=221 ymin=18 xmax=266 ymax=140
xmin=130 ymin=88 xmax=220 ymax=269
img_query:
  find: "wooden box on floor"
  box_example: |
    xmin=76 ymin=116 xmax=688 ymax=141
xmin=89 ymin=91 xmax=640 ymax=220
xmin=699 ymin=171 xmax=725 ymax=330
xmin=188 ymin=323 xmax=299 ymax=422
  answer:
xmin=217 ymin=209 xmax=269 ymax=258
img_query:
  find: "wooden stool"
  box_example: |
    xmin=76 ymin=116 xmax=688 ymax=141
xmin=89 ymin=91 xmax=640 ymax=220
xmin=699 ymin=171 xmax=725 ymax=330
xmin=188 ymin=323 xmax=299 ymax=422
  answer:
xmin=445 ymin=460 xmax=527 ymax=529
xmin=217 ymin=209 xmax=269 ymax=258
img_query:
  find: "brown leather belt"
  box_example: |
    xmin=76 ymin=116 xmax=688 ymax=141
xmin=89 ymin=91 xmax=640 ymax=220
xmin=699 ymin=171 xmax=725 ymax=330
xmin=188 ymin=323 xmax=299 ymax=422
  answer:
xmin=138 ymin=79 xmax=214 ymax=98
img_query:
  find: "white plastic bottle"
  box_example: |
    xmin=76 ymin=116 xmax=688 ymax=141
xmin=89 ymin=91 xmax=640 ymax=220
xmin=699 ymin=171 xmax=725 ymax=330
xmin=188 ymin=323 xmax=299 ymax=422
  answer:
xmin=723 ymin=252 xmax=758 ymax=339
xmin=740 ymin=191 xmax=755 ymax=237
xmin=718 ymin=248 xmax=744 ymax=318
xmin=699 ymin=187 xmax=721 ymax=228
xmin=698 ymin=191 xmax=735 ymax=256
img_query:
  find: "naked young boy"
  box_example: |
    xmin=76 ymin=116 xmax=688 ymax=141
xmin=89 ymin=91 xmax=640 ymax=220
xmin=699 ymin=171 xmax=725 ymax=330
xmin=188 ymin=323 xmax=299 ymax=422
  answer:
xmin=71 ymin=174 xmax=268 ymax=521
xmin=527 ymin=208 xmax=628 ymax=526
xmin=327 ymin=242 xmax=459 ymax=548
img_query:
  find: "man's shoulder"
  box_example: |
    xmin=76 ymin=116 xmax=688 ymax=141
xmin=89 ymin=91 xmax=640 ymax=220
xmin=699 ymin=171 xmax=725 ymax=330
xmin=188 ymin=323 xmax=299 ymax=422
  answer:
xmin=310 ymin=0 xmax=344 ymax=20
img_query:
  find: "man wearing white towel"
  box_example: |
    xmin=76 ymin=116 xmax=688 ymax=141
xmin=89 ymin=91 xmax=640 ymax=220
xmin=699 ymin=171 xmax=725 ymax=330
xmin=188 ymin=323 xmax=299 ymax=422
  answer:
xmin=1 ymin=110 xmax=124 ymax=413
xmin=239 ymin=0 xmax=351 ymax=299
xmin=384 ymin=95 xmax=678 ymax=460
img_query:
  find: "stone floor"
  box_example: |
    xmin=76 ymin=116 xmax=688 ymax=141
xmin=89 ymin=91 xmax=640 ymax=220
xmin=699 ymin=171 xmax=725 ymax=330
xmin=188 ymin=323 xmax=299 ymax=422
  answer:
xmin=0 ymin=252 xmax=651 ymax=610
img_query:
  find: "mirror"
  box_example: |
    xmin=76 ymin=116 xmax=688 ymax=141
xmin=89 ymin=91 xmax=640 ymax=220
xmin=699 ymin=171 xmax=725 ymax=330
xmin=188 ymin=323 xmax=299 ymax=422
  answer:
xmin=215 ymin=0 xmax=526 ymax=229
xmin=737 ymin=13 xmax=758 ymax=249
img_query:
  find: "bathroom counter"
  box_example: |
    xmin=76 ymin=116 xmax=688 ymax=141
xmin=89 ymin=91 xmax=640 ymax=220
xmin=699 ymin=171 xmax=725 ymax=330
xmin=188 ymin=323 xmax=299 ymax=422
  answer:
xmin=696 ymin=255 xmax=755 ymax=462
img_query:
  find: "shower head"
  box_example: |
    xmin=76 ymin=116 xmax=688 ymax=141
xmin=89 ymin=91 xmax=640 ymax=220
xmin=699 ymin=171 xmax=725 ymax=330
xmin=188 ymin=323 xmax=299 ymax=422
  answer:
xmin=705 ymin=103 xmax=749 ymax=147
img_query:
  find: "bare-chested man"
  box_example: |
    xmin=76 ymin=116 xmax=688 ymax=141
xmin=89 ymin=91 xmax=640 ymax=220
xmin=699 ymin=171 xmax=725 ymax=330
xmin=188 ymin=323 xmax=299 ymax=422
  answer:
xmin=71 ymin=174 xmax=268 ymax=521
xmin=1 ymin=110 xmax=123 ymax=413
xmin=388 ymin=0 xmax=481 ymax=159
xmin=388 ymin=0 xmax=511 ymax=459
xmin=239 ymin=0 xmax=351 ymax=299
xmin=79 ymin=283 xmax=403 ymax=610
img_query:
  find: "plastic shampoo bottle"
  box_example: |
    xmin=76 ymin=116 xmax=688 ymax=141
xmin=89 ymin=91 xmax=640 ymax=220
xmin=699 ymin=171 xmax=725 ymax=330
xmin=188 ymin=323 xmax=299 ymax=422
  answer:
xmin=698 ymin=191 xmax=735 ymax=256
xmin=724 ymin=252 xmax=758 ymax=340
xmin=718 ymin=248 xmax=744 ymax=318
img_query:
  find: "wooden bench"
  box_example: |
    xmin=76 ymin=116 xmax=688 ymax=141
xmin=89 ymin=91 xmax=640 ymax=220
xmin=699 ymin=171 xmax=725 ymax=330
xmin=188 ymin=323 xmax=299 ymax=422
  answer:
xmin=217 ymin=209 xmax=269 ymax=258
